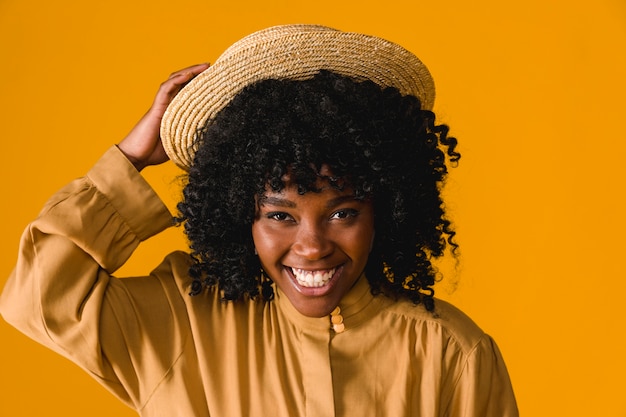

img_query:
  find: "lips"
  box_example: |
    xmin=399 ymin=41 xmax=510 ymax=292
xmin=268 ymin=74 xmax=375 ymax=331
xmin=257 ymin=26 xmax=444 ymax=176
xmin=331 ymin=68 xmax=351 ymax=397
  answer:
xmin=290 ymin=267 xmax=337 ymax=288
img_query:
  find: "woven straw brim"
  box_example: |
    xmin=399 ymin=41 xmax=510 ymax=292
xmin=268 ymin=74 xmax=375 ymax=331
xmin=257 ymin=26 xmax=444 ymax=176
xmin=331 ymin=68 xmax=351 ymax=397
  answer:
xmin=160 ymin=24 xmax=435 ymax=170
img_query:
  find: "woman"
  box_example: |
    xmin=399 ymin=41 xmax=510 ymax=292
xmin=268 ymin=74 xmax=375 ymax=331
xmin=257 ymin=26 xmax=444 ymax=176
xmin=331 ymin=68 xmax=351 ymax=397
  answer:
xmin=0 ymin=25 xmax=518 ymax=416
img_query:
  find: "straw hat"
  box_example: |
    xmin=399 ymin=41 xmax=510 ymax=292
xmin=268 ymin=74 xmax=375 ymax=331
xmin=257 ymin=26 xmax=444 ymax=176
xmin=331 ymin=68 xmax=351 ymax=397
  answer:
xmin=160 ymin=24 xmax=436 ymax=170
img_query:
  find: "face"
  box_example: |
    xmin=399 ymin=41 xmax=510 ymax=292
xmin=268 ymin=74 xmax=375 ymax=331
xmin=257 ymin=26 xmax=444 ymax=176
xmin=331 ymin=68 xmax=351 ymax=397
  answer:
xmin=251 ymin=171 xmax=375 ymax=317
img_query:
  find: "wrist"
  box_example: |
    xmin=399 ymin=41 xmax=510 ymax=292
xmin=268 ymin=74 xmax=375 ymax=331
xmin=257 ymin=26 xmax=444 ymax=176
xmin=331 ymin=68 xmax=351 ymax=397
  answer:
xmin=116 ymin=144 xmax=146 ymax=172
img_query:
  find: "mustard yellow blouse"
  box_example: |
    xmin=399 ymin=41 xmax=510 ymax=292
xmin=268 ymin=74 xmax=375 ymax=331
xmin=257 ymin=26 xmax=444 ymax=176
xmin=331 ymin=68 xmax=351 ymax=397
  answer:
xmin=0 ymin=146 xmax=518 ymax=416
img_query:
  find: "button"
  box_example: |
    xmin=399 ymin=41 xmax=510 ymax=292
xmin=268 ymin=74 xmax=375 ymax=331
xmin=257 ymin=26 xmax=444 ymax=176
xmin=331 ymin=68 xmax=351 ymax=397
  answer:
xmin=330 ymin=306 xmax=345 ymax=333
xmin=333 ymin=322 xmax=345 ymax=333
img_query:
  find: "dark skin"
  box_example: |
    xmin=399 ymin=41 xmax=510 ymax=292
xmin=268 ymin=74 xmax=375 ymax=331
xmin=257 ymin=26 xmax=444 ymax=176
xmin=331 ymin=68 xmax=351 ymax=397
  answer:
xmin=118 ymin=63 xmax=209 ymax=171
xmin=118 ymin=64 xmax=377 ymax=318
xmin=252 ymin=168 xmax=375 ymax=317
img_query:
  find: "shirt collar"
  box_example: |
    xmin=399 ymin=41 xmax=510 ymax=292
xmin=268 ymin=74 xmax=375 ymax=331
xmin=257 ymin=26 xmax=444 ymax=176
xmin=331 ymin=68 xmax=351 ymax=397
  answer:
xmin=273 ymin=275 xmax=383 ymax=334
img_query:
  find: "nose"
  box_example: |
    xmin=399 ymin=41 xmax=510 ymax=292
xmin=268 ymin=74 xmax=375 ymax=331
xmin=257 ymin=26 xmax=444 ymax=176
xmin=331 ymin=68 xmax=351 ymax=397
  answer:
xmin=292 ymin=221 xmax=334 ymax=260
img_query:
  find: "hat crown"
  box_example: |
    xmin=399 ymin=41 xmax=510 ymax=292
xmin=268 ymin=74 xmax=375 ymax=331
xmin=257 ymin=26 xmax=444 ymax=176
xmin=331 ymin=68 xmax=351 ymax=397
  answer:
xmin=161 ymin=24 xmax=435 ymax=170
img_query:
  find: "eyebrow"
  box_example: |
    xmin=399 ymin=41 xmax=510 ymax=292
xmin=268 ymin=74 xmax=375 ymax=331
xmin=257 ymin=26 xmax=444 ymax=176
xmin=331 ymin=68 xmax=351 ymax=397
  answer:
xmin=257 ymin=194 xmax=360 ymax=209
xmin=257 ymin=196 xmax=296 ymax=208
xmin=325 ymin=195 xmax=361 ymax=208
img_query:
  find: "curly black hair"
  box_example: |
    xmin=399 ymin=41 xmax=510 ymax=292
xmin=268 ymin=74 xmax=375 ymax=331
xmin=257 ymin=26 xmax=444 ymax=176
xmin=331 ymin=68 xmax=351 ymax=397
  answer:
xmin=177 ymin=70 xmax=459 ymax=311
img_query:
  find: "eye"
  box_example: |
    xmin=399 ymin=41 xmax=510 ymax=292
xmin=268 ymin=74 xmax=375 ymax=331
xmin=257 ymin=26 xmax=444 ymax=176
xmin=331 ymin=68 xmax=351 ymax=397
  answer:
xmin=330 ymin=208 xmax=359 ymax=220
xmin=266 ymin=211 xmax=293 ymax=222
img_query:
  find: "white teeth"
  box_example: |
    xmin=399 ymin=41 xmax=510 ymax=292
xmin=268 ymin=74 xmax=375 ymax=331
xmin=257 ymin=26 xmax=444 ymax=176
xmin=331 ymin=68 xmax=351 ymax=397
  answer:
xmin=291 ymin=267 xmax=336 ymax=288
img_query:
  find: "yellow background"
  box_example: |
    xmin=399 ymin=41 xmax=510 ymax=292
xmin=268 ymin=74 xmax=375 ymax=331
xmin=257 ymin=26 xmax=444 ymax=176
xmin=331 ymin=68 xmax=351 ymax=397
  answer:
xmin=1 ymin=0 xmax=625 ymax=415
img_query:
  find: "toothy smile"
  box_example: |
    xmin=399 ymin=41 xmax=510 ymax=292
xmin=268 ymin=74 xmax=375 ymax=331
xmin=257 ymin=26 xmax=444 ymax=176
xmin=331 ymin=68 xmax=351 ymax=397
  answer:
xmin=290 ymin=267 xmax=337 ymax=288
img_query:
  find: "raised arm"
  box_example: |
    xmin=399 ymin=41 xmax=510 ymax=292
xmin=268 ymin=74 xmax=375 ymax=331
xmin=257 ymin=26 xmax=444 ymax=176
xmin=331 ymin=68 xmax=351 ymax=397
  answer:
xmin=118 ymin=63 xmax=209 ymax=171
xmin=0 ymin=64 xmax=208 ymax=407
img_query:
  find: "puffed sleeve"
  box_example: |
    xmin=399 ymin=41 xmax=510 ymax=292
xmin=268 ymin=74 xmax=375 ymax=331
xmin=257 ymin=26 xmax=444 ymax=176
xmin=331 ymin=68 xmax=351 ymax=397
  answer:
xmin=444 ymin=333 xmax=519 ymax=417
xmin=0 ymin=146 xmax=188 ymax=408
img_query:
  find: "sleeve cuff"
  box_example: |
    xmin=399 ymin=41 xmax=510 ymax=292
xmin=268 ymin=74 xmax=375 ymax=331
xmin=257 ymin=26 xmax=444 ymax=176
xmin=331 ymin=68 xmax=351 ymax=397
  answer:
xmin=86 ymin=146 xmax=174 ymax=241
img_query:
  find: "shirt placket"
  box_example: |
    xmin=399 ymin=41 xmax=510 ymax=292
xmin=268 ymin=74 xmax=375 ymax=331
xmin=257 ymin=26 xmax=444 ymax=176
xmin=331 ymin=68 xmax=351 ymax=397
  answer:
xmin=300 ymin=327 xmax=335 ymax=417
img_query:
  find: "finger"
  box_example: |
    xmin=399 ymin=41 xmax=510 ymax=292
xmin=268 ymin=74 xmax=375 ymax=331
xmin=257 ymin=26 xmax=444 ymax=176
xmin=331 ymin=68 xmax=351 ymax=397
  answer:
xmin=153 ymin=63 xmax=210 ymax=109
xmin=167 ymin=63 xmax=210 ymax=81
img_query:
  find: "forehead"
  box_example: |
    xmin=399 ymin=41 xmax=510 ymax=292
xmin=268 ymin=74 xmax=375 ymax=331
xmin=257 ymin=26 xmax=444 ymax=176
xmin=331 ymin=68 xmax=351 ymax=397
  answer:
xmin=258 ymin=163 xmax=359 ymax=205
xmin=261 ymin=176 xmax=353 ymax=198
xmin=262 ymin=163 xmax=349 ymax=194
xmin=257 ymin=190 xmax=361 ymax=210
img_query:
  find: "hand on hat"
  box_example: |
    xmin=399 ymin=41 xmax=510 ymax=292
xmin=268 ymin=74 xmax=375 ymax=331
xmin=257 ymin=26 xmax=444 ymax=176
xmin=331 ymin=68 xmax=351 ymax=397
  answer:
xmin=118 ymin=63 xmax=210 ymax=171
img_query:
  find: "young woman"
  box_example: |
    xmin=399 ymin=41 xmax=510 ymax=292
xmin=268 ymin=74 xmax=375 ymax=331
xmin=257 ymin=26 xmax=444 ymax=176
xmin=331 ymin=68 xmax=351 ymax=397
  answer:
xmin=0 ymin=25 xmax=518 ymax=416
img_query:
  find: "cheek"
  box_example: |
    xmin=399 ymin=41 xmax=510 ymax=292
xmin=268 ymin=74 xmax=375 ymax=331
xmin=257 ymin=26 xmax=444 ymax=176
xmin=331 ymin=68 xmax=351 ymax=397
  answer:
xmin=251 ymin=222 xmax=267 ymax=255
xmin=358 ymin=214 xmax=376 ymax=257
xmin=251 ymin=222 xmax=287 ymax=262
xmin=357 ymin=230 xmax=375 ymax=258
xmin=341 ymin=220 xmax=375 ymax=260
